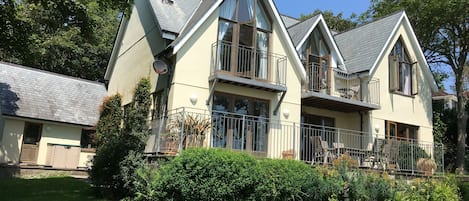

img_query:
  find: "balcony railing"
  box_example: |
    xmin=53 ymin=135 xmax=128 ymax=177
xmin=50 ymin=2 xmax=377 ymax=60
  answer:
xmin=305 ymin=62 xmax=380 ymax=105
xmin=211 ymin=41 xmax=287 ymax=87
xmin=147 ymin=108 xmax=443 ymax=175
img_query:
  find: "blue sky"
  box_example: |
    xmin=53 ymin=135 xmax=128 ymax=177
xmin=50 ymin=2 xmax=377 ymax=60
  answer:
xmin=273 ymin=0 xmax=370 ymax=19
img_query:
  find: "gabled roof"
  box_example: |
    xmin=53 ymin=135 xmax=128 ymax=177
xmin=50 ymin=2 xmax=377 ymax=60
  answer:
xmin=287 ymin=14 xmax=321 ymax=47
xmin=334 ymin=11 xmax=403 ymax=74
xmin=149 ymin=0 xmax=201 ymax=35
xmin=167 ymin=0 xmax=306 ymax=81
xmin=280 ymin=14 xmax=300 ymax=28
xmin=287 ymin=14 xmax=345 ymax=67
xmin=169 ymin=0 xmax=219 ymax=50
xmin=334 ymin=11 xmax=437 ymax=91
xmin=0 ymin=62 xmax=107 ymax=126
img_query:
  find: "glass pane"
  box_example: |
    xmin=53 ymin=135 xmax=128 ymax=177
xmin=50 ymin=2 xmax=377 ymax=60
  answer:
xmin=238 ymin=25 xmax=254 ymax=75
xmin=218 ymin=21 xmax=234 ymax=71
xmin=256 ymin=31 xmax=269 ymax=79
xmin=255 ymin=0 xmax=271 ymax=30
xmin=213 ymin=94 xmax=229 ymax=112
xmin=218 ymin=21 xmax=233 ymax=42
xmin=238 ymin=0 xmax=254 ymax=23
xmin=23 ymin=123 xmax=41 ymax=144
xmin=320 ymin=38 xmax=329 ymax=57
xmin=219 ymin=0 xmax=236 ymax=20
xmin=234 ymin=98 xmax=249 ymax=115
xmin=311 ymin=29 xmax=320 ymax=56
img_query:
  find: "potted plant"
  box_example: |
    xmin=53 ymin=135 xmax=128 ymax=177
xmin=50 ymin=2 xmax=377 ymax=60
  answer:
xmin=168 ymin=113 xmax=211 ymax=149
xmin=416 ymin=158 xmax=436 ymax=176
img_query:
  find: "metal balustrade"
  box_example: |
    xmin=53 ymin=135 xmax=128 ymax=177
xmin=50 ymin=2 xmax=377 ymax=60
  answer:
xmin=147 ymin=108 xmax=443 ymax=175
xmin=211 ymin=41 xmax=287 ymax=87
xmin=305 ymin=62 xmax=380 ymax=105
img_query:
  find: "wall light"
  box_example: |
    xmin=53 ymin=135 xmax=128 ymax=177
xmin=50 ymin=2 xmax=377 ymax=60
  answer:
xmin=190 ymin=94 xmax=198 ymax=105
xmin=282 ymin=109 xmax=290 ymax=119
xmin=374 ymin=124 xmax=380 ymax=134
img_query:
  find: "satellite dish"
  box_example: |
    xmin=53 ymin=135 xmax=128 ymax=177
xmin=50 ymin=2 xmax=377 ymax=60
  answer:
xmin=152 ymin=59 xmax=168 ymax=75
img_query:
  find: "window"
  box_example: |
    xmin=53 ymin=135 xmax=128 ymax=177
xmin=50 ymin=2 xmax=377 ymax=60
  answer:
xmin=386 ymin=121 xmax=418 ymax=142
xmin=23 ymin=122 xmax=42 ymax=145
xmin=217 ymin=0 xmax=272 ymax=80
xmin=151 ymin=91 xmax=164 ymax=120
xmin=211 ymin=92 xmax=269 ymax=154
xmin=389 ymin=38 xmax=418 ymax=96
xmin=81 ymin=129 xmax=96 ymax=149
xmin=299 ymin=27 xmax=331 ymax=92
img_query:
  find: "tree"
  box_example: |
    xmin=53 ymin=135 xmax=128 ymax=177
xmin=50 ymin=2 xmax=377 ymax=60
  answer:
xmin=91 ymin=78 xmax=152 ymax=199
xmin=300 ymin=9 xmax=358 ymax=32
xmin=0 ymin=0 xmax=121 ymax=82
xmin=368 ymin=0 xmax=469 ymax=173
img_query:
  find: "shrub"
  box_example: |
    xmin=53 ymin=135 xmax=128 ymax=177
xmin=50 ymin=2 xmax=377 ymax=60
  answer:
xmin=154 ymin=148 xmax=260 ymax=201
xmin=394 ymin=176 xmax=460 ymax=201
xmin=254 ymin=159 xmax=315 ymax=200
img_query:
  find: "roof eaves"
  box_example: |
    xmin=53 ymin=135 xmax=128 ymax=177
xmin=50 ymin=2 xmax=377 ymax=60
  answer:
xmin=105 ymin=17 xmax=128 ymax=81
xmin=172 ymin=0 xmax=222 ymax=54
xmin=367 ymin=12 xmax=405 ymax=77
xmin=269 ymin=0 xmax=306 ymax=82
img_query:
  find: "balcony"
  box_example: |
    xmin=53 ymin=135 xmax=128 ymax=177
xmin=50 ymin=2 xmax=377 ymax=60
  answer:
xmin=146 ymin=108 xmax=444 ymax=176
xmin=302 ymin=62 xmax=380 ymax=112
xmin=210 ymin=41 xmax=287 ymax=92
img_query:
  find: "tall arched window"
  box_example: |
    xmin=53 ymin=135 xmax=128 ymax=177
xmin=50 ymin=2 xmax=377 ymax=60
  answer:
xmin=217 ymin=0 xmax=272 ymax=80
xmin=299 ymin=27 xmax=330 ymax=92
xmin=389 ymin=38 xmax=418 ymax=96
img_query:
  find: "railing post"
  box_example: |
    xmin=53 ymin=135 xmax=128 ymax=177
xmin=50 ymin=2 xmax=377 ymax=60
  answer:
xmin=178 ymin=108 xmax=186 ymax=153
xmin=411 ymin=142 xmax=414 ymax=175
xmin=337 ymin=128 xmax=340 ymax=156
xmin=293 ymin=123 xmax=296 ymax=160
xmin=241 ymin=115 xmax=245 ymax=151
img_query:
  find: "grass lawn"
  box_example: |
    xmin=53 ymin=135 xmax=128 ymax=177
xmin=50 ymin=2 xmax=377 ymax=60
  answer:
xmin=0 ymin=177 xmax=105 ymax=201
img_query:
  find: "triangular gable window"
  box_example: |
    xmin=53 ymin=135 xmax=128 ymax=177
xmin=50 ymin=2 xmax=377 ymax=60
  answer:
xmin=389 ymin=38 xmax=418 ymax=96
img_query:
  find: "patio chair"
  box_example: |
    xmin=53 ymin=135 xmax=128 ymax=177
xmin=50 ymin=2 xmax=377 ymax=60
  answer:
xmin=382 ymin=141 xmax=400 ymax=171
xmin=310 ymin=136 xmax=333 ymax=165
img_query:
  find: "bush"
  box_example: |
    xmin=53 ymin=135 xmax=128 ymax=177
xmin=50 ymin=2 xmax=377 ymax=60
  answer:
xmin=128 ymin=148 xmax=460 ymax=201
xmin=254 ymin=159 xmax=315 ymax=200
xmin=394 ymin=176 xmax=460 ymax=201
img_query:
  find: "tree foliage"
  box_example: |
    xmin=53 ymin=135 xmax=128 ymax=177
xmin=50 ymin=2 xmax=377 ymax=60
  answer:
xmin=300 ymin=9 xmax=358 ymax=32
xmin=0 ymin=0 xmax=123 ymax=82
xmin=367 ymin=0 xmax=469 ymax=172
xmin=91 ymin=78 xmax=152 ymax=199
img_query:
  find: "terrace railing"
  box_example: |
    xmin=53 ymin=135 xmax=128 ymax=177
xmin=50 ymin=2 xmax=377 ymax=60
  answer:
xmin=147 ymin=108 xmax=443 ymax=175
xmin=211 ymin=41 xmax=287 ymax=87
xmin=305 ymin=62 xmax=380 ymax=105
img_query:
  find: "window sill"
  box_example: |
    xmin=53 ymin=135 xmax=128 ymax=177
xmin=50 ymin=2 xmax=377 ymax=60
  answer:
xmin=391 ymin=91 xmax=416 ymax=98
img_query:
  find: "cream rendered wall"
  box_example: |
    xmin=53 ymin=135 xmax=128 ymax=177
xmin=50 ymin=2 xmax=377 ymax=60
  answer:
xmin=169 ymin=7 xmax=303 ymax=159
xmin=302 ymin=106 xmax=361 ymax=131
xmin=78 ymin=151 xmax=95 ymax=168
xmin=0 ymin=118 xmax=24 ymax=163
xmin=369 ymin=24 xmax=433 ymax=143
xmin=107 ymin=0 xmax=165 ymax=104
xmin=36 ymin=123 xmax=82 ymax=165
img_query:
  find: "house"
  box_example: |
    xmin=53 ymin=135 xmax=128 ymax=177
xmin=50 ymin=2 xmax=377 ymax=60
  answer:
xmin=105 ymin=0 xmax=440 ymax=174
xmin=0 ymin=62 xmax=107 ymax=169
xmin=432 ymin=90 xmax=458 ymax=110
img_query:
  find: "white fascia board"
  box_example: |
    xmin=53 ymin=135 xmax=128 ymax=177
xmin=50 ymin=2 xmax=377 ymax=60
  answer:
xmin=368 ymin=13 xmax=404 ymax=78
xmin=105 ymin=17 xmax=129 ymax=81
xmin=295 ymin=15 xmax=346 ymax=69
xmin=368 ymin=12 xmax=438 ymax=92
xmin=268 ymin=0 xmax=306 ymax=82
xmin=401 ymin=13 xmax=438 ymax=92
xmin=172 ymin=0 xmax=223 ymax=54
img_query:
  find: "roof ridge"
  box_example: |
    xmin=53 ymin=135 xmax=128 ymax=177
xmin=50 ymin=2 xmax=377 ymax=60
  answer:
xmin=287 ymin=13 xmax=321 ymax=29
xmin=280 ymin=13 xmax=300 ymax=21
xmin=335 ymin=10 xmax=405 ymax=36
xmin=0 ymin=61 xmax=106 ymax=87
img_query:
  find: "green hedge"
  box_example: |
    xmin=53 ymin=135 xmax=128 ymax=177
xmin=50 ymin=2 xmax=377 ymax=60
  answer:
xmin=128 ymin=148 xmax=461 ymax=201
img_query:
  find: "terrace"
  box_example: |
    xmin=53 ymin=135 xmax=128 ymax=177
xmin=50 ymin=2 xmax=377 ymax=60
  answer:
xmin=146 ymin=108 xmax=444 ymax=176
